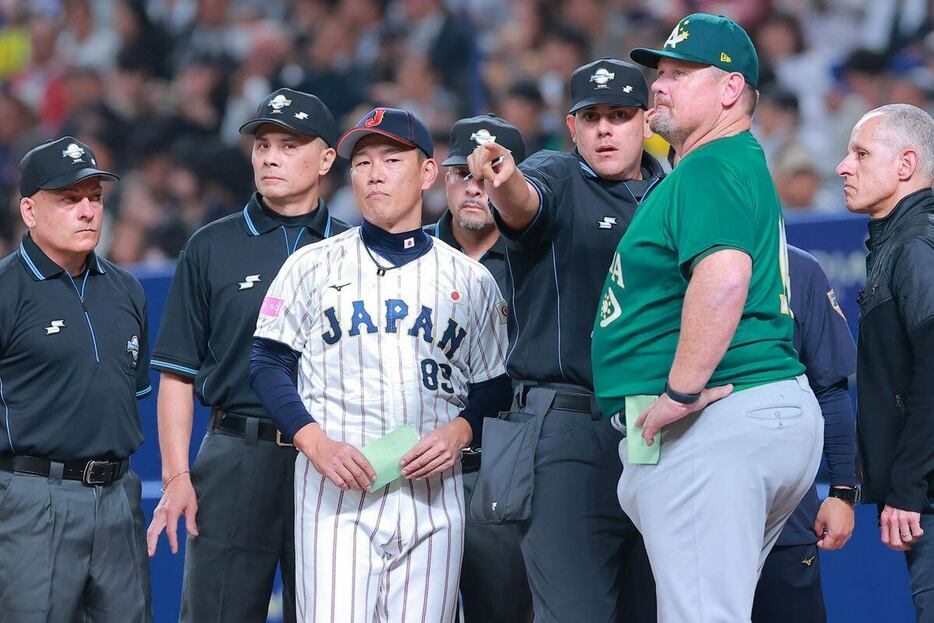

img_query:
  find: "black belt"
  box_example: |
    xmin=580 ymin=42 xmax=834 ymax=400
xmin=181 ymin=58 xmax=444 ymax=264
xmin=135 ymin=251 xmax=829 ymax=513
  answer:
xmin=211 ymin=410 xmax=294 ymax=447
xmin=0 ymin=455 xmax=128 ymax=486
xmin=516 ymin=383 xmax=601 ymax=418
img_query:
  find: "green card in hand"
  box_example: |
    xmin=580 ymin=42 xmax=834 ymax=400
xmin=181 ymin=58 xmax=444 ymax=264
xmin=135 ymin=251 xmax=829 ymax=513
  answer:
xmin=625 ymin=395 xmax=661 ymax=465
xmin=360 ymin=425 xmax=421 ymax=492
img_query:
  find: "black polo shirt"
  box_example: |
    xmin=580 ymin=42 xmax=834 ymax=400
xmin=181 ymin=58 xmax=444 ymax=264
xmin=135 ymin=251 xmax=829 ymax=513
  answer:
xmin=493 ymin=149 xmax=664 ymax=390
xmin=424 ymin=210 xmax=508 ymax=294
xmin=0 ymin=233 xmax=151 ymax=461
xmin=152 ymin=193 xmax=348 ymax=418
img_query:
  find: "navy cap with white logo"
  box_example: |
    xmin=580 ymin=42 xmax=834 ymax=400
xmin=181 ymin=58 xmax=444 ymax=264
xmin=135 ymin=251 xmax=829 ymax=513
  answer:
xmin=337 ymin=107 xmax=434 ymax=159
xmin=239 ymin=88 xmax=339 ymax=147
xmin=568 ymin=58 xmax=649 ymax=114
xmin=442 ymin=114 xmax=526 ymax=166
xmin=19 ymin=136 xmax=119 ymax=198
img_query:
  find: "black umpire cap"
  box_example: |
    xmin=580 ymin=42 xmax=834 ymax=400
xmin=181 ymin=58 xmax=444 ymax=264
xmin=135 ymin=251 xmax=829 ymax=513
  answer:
xmin=19 ymin=136 xmax=118 ymax=198
xmin=568 ymin=58 xmax=649 ymax=114
xmin=239 ymin=88 xmax=339 ymax=147
xmin=337 ymin=107 xmax=434 ymax=159
xmin=442 ymin=114 xmax=527 ymax=166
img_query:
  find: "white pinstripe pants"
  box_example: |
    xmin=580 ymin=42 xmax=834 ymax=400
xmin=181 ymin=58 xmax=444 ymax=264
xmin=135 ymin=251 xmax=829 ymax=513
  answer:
xmin=293 ymin=453 xmax=464 ymax=623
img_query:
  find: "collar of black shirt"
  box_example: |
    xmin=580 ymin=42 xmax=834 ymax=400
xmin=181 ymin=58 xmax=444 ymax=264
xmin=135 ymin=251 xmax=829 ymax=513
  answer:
xmin=243 ymin=192 xmax=333 ymax=237
xmin=433 ymin=209 xmax=506 ymax=258
xmin=573 ymin=149 xmax=664 ymax=201
xmin=18 ymin=231 xmax=105 ymax=281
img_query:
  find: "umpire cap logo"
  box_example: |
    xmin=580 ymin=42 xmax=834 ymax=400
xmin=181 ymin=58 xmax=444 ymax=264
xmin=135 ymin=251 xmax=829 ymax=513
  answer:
xmin=62 ymin=143 xmax=86 ymax=163
xmin=470 ymin=129 xmax=496 ymax=146
xmin=268 ymin=94 xmax=292 ymax=114
xmin=589 ymin=68 xmax=616 ymax=89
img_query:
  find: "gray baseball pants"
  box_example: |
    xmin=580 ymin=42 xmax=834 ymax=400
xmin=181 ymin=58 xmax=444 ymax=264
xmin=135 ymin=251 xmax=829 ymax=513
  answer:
xmin=617 ymin=375 xmax=823 ymax=623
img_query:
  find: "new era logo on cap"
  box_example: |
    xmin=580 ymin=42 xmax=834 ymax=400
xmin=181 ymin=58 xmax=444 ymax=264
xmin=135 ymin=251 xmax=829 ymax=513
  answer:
xmin=568 ymin=58 xmax=649 ymax=113
xmin=239 ymin=88 xmax=339 ymax=146
xmin=337 ymin=107 xmax=434 ymax=159
xmin=19 ymin=136 xmax=119 ymax=198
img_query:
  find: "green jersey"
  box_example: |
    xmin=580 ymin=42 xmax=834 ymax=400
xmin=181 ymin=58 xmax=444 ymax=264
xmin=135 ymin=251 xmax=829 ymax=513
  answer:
xmin=591 ymin=131 xmax=804 ymax=417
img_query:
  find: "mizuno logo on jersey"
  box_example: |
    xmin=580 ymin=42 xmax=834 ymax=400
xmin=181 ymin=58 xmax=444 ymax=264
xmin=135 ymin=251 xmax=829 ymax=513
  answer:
xmin=45 ymin=320 xmax=66 ymax=335
xmin=329 ymin=282 xmax=351 ymax=292
xmin=598 ymin=216 xmax=617 ymax=229
xmin=321 ymin=299 xmax=468 ymax=360
xmin=238 ymin=275 xmax=261 ymax=290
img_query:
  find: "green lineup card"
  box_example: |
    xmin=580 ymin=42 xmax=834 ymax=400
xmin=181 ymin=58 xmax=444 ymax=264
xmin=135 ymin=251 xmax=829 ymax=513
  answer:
xmin=625 ymin=395 xmax=661 ymax=465
xmin=360 ymin=425 xmax=421 ymax=492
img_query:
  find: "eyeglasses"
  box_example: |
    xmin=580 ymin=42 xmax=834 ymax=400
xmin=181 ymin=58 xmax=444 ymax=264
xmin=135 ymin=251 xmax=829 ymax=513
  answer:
xmin=445 ymin=156 xmax=505 ymax=183
xmin=446 ymin=168 xmax=472 ymax=183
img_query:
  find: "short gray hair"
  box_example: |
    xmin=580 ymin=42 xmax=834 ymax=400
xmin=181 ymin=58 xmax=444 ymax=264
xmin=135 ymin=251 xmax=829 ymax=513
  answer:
xmin=863 ymin=104 xmax=934 ymax=182
xmin=707 ymin=66 xmax=759 ymax=116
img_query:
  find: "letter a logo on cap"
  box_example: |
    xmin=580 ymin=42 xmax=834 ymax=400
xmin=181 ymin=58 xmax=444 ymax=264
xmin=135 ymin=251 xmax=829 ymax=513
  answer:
xmin=365 ymin=108 xmax=386 ymax=127
xmin=665 ymin=20 xmax=690 ymax=49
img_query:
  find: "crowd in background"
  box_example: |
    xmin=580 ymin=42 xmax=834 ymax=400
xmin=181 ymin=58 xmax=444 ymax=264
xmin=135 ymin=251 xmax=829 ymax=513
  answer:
xmin=0 ymin=0 xmax=931 ymax=263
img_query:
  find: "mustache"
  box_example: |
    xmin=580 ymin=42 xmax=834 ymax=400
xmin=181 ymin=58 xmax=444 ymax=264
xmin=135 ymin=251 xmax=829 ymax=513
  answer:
xmin=459 ymin=200 xmax=488 ymax=211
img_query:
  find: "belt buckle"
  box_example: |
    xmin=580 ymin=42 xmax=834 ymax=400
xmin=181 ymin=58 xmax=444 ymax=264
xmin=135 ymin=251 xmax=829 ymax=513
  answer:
xmin=275 ymin=430 xmax=294 ymax=448
xmin=82 ymin=460 xmax=109 ymax=485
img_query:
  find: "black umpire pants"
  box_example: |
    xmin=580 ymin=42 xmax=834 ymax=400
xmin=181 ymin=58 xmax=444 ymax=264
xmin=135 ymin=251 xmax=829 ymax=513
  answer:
xmin=179 ymin=425 xmax=296 ymax=623
xmin=460 ymin=462 xmax=534 ymax=623
xmin=516 ymin=385 xmax=657 ymax=623
xmin=0 ymin=466 xmax=151 ymax=623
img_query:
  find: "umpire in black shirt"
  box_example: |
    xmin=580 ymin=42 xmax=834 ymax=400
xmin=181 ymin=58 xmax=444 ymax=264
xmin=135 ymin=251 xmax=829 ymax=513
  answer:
xmin=427 ymin=113 xmax=533 ymax=623
xmin=145 ymin=89 xmax=348 ymax=623
xmin=0 ymin=137 xmax=152 ymax=622
xmin=467 ymin=59 xmax=663 ymax=623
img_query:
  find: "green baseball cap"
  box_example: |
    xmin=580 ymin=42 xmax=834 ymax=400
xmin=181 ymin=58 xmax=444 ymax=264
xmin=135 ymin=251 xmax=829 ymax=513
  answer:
xmin=630 ymin=13 xmax=759 ymax=88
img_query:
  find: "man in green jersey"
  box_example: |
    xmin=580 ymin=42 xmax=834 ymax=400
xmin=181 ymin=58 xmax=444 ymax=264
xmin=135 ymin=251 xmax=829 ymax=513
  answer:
xmin=591 ymin=14 xmax=823 ymax=622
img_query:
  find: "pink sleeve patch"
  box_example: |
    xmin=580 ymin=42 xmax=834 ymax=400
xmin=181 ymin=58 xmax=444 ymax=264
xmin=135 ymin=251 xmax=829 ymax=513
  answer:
xmin=260 ymin=296 xmax=285 ymax=317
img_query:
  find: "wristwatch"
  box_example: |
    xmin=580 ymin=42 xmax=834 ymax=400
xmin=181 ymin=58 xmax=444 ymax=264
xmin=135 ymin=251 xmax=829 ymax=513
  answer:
xmin=664 ymin=381 xmax=701 ymax=405
xmin=828 ymin=486 xmax=860 ymax=506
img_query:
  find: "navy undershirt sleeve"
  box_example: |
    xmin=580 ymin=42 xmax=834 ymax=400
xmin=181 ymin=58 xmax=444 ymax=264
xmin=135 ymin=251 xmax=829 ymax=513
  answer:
xmin=789 ymin=246 xmax=857 ymax=487
xmin=249 ymin=336 xmax=315 ymax=438
xmin=814 ymin=379 xmax=857 ymax=486
xmin=457 ymin=374 xmax=513 ymax=443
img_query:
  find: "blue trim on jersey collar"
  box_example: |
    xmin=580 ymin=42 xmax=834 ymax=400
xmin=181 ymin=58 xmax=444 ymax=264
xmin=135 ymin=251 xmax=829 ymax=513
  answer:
xmin=18 ymin=233 xmax=105 ymax=281
xmin=243 ymin=205 xmax=261 ymax=236
xmin=578 ymin=160 xmax=598 ymax=178
xmin=244 ymin=193 xmax=334 ymax=239
xmin=19 ymin=243 xmax=45 ymax=280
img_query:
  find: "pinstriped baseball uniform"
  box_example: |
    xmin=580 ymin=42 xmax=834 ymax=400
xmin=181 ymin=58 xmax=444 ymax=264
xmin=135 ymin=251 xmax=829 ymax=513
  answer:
xmin=254 ymin=227 xmax=508 ymax=623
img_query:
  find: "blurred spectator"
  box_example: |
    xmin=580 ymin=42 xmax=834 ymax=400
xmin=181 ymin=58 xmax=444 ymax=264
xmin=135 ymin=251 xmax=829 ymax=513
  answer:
xmin=0 ymin=0 xmax=930 ymax=261
xmin=773 ymin=143 xmax=840 ymax=215
xmin=753 ymin=86 xmax=801 ymax=165
xmin=496 ymin=80 xmax=563 ymax=154
xmin=56 ymin=0 xmax=119 ymax=72
xmin=560 ymin=0 xmax=629 ymax=61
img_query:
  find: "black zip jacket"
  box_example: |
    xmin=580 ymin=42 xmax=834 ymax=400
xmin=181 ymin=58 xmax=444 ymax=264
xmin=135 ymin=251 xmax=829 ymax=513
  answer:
xmin=857 ymin=188 xmax=934 ymax=511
